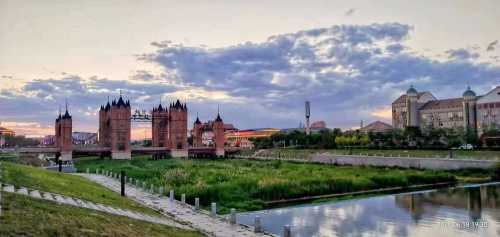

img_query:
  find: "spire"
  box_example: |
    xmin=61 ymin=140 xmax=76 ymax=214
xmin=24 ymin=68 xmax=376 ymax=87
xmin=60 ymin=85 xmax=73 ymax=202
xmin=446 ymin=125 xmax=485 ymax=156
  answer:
xmin=195 ymin=111 xmax=201 ymax=124
xmin=62 ymin=98 xmax=72 ymax=119
xmin=119 ymin=88 xmax=122 ymax=98
xmin=215 ymin=106 xmax=223 ymax=122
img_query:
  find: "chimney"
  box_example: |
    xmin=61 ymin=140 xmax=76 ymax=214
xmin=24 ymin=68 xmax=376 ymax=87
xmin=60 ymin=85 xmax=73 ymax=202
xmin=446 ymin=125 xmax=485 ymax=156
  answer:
xmin=305 ymin=101 xmax=310 ymax=135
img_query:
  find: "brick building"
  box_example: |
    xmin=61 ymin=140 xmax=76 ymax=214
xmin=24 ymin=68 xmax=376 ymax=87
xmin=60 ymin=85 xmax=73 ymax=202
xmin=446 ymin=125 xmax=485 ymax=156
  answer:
xmin=392 ymin=84 xmax=500 ymax=136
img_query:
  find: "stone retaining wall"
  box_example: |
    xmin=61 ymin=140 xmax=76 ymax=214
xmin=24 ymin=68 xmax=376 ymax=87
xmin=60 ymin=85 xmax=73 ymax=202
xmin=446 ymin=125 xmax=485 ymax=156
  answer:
xmin=314 ymin=154 xmax=496 ymax=170
xmin=45 ymin=165 xmax=75 ymax=173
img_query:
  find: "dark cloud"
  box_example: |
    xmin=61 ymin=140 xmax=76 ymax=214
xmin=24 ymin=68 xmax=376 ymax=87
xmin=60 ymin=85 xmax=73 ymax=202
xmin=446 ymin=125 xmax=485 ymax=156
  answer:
xmin=446 ymin=48 xmax=480 ymax=60
xmin=2 ymin=23 xmax=500 ymax=133
xmin=487 ymin=40 xmax=498 ymax=51
xmin=385 ymin=44 xmax=405 ymax=54
xmin=345 ymin=8 xmax=356 ymax=16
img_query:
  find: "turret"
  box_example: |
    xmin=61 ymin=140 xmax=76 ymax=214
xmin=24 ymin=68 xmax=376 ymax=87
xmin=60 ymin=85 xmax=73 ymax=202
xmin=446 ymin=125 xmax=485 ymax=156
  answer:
xmin=462 ymin=84 xmax=477 ymax=134
xmin=213 ymin=108 xmax=225 ymax=156
xmin=406 ymin=83 xmax=419 ymax=127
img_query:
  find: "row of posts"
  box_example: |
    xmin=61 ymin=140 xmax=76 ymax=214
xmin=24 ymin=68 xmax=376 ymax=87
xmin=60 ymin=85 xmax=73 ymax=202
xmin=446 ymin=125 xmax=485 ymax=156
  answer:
xmin=93 ymin=167 xmax=292 ymax=236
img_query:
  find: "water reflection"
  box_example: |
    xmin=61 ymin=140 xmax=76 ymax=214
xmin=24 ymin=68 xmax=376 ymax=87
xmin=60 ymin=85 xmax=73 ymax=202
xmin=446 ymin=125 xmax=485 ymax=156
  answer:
xmin=237 ymin=183 xmax=500 ymax=237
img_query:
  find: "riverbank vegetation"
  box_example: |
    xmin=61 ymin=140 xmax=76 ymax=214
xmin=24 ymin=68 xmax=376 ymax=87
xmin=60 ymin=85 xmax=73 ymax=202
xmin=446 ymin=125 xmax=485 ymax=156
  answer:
xmin=249 ymin=148 xmax=500 ymax=160
xmin=0 ymin=192 xmax=204 ymax=237
xmin=250 ymin=124 xmax=500 ymax=151
xmin=71 ymin=156 xmax=490 ymax=214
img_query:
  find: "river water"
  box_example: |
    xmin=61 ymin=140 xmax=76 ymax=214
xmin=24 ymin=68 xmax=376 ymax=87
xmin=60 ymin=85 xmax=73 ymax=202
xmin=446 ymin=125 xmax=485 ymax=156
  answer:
xmin=236 ymin=182 xmax=500 ymax=237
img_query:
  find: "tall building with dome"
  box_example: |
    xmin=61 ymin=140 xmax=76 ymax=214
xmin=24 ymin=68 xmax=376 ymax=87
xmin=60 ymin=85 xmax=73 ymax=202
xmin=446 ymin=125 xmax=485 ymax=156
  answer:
xmin=392 ymin=84 xmax=500 ymax=136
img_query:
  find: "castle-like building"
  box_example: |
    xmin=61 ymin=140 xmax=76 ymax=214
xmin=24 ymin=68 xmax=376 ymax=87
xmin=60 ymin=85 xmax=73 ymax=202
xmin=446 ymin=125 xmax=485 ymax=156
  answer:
xmin=98 ymin=94 xmax=190 ymax=158
xmin=55 ymin=102 xmax=73 ymax=161
xmin=392 ymin=84 xmax=500 ymax=136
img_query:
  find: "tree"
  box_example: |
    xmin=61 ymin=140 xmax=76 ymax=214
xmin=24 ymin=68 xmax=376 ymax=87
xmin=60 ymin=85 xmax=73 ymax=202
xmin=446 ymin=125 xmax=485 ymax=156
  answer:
xmin=335 ymin=136 xmax=342 ymax=147
xmin=360 ymin=136 xmax=371 ymax=146
xmin=142 ymin=140 xmax=152 ymax=147
xmin=351 ymin=135 xmax=359 ymax=148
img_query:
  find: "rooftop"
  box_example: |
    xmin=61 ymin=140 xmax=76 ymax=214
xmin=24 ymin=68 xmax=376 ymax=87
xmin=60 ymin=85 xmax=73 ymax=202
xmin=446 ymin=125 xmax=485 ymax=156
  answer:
xmin=392 ymin=92 xmax=427 ymax=104
xmin=420 ymin=98 xmax=464 ymax=110
xmin=360 ymin=121 xmax=393 ymax=132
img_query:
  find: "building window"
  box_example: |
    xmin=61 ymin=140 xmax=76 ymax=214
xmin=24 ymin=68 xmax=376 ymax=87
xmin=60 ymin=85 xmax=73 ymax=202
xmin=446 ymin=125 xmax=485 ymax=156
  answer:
xmin=458 ymin=112 xmax=463 ymax=117
xmin=422 ymin=114 xmax=426 ymax=119
xmin=448 ymin=112 xmax=453 ymax=118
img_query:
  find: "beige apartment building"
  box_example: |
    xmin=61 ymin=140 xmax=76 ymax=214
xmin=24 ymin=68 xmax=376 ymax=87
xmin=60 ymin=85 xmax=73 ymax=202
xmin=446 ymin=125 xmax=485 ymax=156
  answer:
xmin=392 ymin=84 xmax=500 ymax=136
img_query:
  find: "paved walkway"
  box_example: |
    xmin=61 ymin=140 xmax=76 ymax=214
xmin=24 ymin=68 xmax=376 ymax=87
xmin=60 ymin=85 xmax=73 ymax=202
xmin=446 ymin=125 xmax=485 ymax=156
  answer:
xmin=0 ymin=183 xmax=189 ymax=229
xmin=78 ymin=174 xmax=271 ymax=237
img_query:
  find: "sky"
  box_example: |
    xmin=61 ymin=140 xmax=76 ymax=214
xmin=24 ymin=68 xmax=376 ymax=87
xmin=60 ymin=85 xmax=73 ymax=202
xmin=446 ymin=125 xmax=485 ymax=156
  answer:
xmin=1 ymin=0 xmax=500 ymax=139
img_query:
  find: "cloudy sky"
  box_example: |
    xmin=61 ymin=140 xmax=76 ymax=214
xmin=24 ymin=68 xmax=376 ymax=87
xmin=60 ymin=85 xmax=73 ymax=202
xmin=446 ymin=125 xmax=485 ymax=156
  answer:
xmin=1 ymin=0 xmax=500 ymax=139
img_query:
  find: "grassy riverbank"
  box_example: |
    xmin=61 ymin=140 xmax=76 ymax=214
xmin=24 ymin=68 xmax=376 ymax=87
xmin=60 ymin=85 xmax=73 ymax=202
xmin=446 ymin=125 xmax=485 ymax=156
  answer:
xmin=0 ymin=152 xmax=50 ymax=166
xmin=0 ymin=162 xmax=162 ymax=217
xmin=0 ymin=192 xmax=204 ymax=237
xmin=71 ymin=156 xmax=491 ymax=214
xmin=248 ymin=148 xmax=500 ymax=160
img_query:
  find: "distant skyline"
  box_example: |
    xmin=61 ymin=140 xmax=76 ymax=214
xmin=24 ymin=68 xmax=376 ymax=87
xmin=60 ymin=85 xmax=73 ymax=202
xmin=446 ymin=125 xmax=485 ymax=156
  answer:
xmin=1 ymin=0 xmax=500 ymax=139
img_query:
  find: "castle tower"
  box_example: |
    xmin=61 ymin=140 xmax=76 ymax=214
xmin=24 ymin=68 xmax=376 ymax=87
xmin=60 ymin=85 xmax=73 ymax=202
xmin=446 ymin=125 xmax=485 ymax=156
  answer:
xmin=109 ymin=92 xmax=131 ymax=159
xmin=462 ymin=85 xmax=477 ymax=134
xmin=152 ymin=102 xmax=169 ymax=147
xmin=169 ymin=100 xmax=188 ymax=157
xmin=60 ymin=101 xmax=73 ymax=161
xmin=99 ymin=99 xmax=112 ymax=148
xmin=406 ymin=83 xmax=419 ymax=127
xmin=193 ymin=112 xmax=203 ymax=147
xmin=213 ymin=109 xmax=225 ymax=157
xmin=55 ymin=105 xmax=62 ymax=149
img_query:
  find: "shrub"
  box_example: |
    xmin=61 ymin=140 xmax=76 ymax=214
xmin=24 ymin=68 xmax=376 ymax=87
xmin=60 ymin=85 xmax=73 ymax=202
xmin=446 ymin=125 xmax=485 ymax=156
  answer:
xmin=492 ymin=163 xmax=500 ymax=180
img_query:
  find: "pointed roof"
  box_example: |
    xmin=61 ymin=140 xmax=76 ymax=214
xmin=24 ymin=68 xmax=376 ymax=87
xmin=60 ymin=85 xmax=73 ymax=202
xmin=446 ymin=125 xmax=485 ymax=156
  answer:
xmin=116 ymin=96 xmax=126 ymax=108
xmin=174 ymin=99 xmax=182 ymax=109
xmin=360 ymin=121 xmax=392 ymax=133
xmin=195 ymin=112 xmax=201 ymax=124
xmin=105 ymin=101 xmax=111 ymax=112
xmin=126 ymin=100 xmax=130 ymax=106
xmin=183 ymin=103 xmax=187 ymax=109
xmin=157 ymin=103 xmax=164 ymax=112
xmin=62 ymin=100 xmax=72 ymax=119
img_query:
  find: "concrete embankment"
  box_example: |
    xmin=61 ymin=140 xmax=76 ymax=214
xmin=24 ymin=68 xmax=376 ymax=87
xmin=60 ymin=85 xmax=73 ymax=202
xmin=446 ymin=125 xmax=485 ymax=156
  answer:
xmin=314 ymin=154 xmax=497 ymax=170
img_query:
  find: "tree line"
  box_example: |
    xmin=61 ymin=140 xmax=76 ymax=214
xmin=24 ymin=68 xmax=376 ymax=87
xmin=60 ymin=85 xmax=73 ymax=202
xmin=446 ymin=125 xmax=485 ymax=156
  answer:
xmin=248 ymin=124 xmax=499 ymax=149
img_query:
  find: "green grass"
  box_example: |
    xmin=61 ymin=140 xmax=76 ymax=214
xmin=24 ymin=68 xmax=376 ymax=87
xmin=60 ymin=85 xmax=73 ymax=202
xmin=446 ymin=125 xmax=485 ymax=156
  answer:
xmin=0 ymin=153 xmax=50 ymax=167
xmin=311 ymin=194 xmax=383 ymax=204
xmin=73 ymin=156 xmax=467 ymax=214
xmin=253 ymin=148 xmax=500 ymax=160
xmin=0 ymin=162 xmax=162 ymax=217
xmin=0 ymin=192 xmax=205 ymax=237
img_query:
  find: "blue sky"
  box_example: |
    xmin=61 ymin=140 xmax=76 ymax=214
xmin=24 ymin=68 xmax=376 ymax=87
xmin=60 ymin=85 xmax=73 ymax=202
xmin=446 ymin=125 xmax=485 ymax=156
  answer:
xmin=1 ymin=0 xmax=499 ymax=138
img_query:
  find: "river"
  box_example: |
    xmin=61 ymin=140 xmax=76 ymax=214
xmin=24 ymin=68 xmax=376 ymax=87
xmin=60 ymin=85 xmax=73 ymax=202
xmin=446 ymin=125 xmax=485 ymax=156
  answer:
xmin=236 ymin=182 xmax=500 ymax=237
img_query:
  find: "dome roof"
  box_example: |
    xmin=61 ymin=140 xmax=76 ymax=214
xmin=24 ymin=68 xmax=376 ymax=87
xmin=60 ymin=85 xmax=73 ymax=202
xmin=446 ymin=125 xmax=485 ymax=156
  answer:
xmin=463 ymin=86 xmax=476 ymax=96
xmin=406 ymin=84 xmax=417 ymax=94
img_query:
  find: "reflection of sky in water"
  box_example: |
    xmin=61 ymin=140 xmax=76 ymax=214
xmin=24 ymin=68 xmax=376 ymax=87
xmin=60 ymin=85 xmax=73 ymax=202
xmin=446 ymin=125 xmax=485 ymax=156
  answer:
xmin=236 ymin=183 xmax=500 ymax=237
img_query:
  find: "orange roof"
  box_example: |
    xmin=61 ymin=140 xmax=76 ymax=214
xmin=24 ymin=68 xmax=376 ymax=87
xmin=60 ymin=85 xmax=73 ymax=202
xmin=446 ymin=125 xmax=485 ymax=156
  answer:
xmin=360 ymin=121 xmax=393 ymax=132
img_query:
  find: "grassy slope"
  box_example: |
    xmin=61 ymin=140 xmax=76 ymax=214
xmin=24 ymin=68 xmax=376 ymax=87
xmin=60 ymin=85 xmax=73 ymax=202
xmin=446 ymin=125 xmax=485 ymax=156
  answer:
xmin=255 ymin=148 xmax=500 ymax=160
xmin=0 ymin=162 xmax=161 ymax=217
xmin=0 ymin=152 xmax=50 ymax=167
xmin=0 ymin=192 xmax=204 ymax=237
xmin=73 ymin=156 xmax=476 ymax=214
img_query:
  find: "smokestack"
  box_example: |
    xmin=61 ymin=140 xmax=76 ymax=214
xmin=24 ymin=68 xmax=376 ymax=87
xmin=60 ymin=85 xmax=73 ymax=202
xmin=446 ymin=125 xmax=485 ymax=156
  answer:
xmin=305 ymin=101 xmax=310 ymax=135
